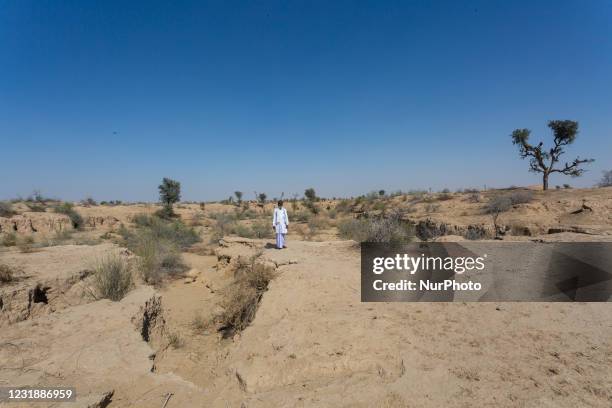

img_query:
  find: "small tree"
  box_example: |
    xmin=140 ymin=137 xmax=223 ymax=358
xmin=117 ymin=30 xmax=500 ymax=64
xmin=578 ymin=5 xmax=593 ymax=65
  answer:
xmin=304 ymin=188 xmax=318 ymax=214
xmin=234 ymin=191 xmax=243 ymax=205
xmin=304 ymin=188 xmax=317 ymax=202
xmin=257 ymin=193 xmax=267 ymax=204
xmin=158 ymin=178 xmax=181 ymax=216
xmin=378 ymin=190 xmax=385 ymax=197
xmin=486 ymin=196 xmax=512 ymax=237
xmin=598 ymin=170 xmax=612 ymax=187
xmin=511 ymin=120 xmax=594 ymax=190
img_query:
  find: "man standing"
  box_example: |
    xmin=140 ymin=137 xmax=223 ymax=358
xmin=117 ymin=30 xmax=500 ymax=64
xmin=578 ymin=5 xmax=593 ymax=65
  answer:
xmin=272 ymin=200 xmax=289 ymax=249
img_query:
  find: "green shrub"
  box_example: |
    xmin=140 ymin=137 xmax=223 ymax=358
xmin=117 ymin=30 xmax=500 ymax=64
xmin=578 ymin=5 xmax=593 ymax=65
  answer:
xmin=53 ymin=202 xmax=84 ymax=229
xmin=120 ymin=215 xmax=196 ymax=284
xmin=234 ymin=224 xmax=255 ymax=238
xmin=127 ymin=214 xmax=200 ymax=249
xmin=92 ymin=255 xmax=133 ymax=301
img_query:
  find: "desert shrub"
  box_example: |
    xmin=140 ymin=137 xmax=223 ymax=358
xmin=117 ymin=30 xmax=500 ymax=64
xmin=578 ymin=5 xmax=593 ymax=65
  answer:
xmin=467 ymin=192 xmax=481 ymax=203
xmin=338 ymin=213 xmax=413 ymax=244
xmin=17 ymin=236 xmax=35 ymax=253
xmin=210 ymin=213 xmax=237 ymax=241
xmin=486 ymin=195 xmax=512 ymax=236
xmin=0 ymin=201 xmax=16 ymax=218
xmin=2 ymin=232 xmax=17 ymax=247
xmin=509 ymin=190 xmax=534 ymax=205
xmin=216 ymin=256 xmax=276 ymax=336
xmin=335 ymin=199 xmax=352 ymax=214
xmin=81 ymin=197 xmax=97 ymax=206
xmin=53 ymin=202 xmax=84 ymax=229
xmin=92 ymin=255 xmax=133 ymax=301
xmin=425 ymin=203 xmax=440 ymax=213
xmin=563 ymin=184 xmax=572 ymax=189
xmin=251 ymin=220 xmax=273 ymax=238
xmin=234 ymin=224 xmax=255 ymax=238
xmin=327 ymin=208 xmax=337 ymax=219
xmin=167 ymin=332 xmax=184 ymax=348
xmin=191 ymin=313 xmax=208 ymax=332
xmin=486 ymin=195 xmax=512 ymax=215
xmin=598 ymin=170 xmax=612 ymax=187
xmin=155 ymin=205 xmax=178 ymax=220
xmin=0 ymin=264 xmax=21 ymax=283
xmin=26 ymin=202 xmax=47 ymax=212
xmin=120 ymin=215 xmax=198 ymax=283
xmin=137 ymin=235 xmax=187 ymax=283
xmin=464 ymin=228 xmax=487 ymax=240
xmin=437 ymin=192 xmax=453 ymax=201
xmin=338 ymin=218 xmax=371 ymax=242
xmin=372 ymin=201 xmax=387 ymax=211
xmin=307 ymin=217 xmax=329 ymax=238
xmin=292 ymin=210 xmax=311 ymax=223
xmin=127 ymin=214 xmax=200 ymax=249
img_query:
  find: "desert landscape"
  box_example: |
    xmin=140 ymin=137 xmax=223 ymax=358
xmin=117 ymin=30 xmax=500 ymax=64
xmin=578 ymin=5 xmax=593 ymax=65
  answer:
xmin=1 ymin=183 xmax=611 ymax=407
xmin=2 ymin=2 xmax=612 ymax=407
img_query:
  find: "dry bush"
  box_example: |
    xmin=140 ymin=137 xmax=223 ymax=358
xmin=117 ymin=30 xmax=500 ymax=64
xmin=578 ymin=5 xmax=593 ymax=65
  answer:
xmin=92 ymin=255 xmax=133 ymax=301
xmin=425 ymin=203 xmax=441 ymax=213
xmin=467 ymin=192 xmax=481 ymax=203
xmin=136 ymin=236 xmax=186 ymax=284
xmin=191 ymin=313 xmax=208 ymax=333
xmin=307 ymin=217 xmax=329 ymax=238
xmin=53 ymin=202 xmax=84 ymax=229
xmin=0 ymin=264 xmax=22 ymax=284
xmin=27 ymin=202 xmax=47 ymax=212
xmin=167 ymin=332 xmax=184 ymax=349
xmin=338 ymin=213 xmax=413 ymax=244
xmin=216 ymin=255 xmax=276 ymax=337
xmin=251 ymin=220 xmax=273 ymax=238
xmin=0 ymin=201 xmax=16 ymax=218
xmin=120 ymin=214 xmax=197 ymax=283
xmin=17 ymin=236 xmax=35 ymax=253
xmin=509 ymin=190 xmax=534 ymax=205
xmin=1 ymin=232 xmax=18 ymax=247
xmin=486 ymin=195 xmax=512 ymax=236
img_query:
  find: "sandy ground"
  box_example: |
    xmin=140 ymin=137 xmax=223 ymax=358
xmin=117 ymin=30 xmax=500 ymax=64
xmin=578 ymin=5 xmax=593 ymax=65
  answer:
xmin=149 ymin=239 xmax=612 ymax=408
xmin=1 ymin=187 xmax=612 ymax=407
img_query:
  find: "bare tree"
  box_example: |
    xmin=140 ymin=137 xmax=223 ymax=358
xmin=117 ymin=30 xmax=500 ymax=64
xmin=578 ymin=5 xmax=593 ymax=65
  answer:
xmin=486 ymin=195 xmax=511 ymax=238
xmin=511 ymin=120 xmax=594 ymax=190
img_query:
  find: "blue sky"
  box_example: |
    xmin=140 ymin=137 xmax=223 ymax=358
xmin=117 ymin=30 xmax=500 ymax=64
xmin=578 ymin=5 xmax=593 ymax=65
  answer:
xmin=1 ymin=0 xmax=611 ymax=201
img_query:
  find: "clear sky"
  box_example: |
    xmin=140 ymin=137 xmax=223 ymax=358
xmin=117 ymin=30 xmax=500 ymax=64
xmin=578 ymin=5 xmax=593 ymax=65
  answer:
xmin=1 ymin=0 xmax=611 ymax=202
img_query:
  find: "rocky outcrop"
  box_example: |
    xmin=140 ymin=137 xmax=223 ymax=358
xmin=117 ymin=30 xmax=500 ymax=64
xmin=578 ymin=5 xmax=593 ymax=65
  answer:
xmin=84 ymin=215 xmax=121 ymax=229
xmin=0 ymin=268 xmax=95 ymax=327
xmin=0 ymin=213 xmax=73 ymax=234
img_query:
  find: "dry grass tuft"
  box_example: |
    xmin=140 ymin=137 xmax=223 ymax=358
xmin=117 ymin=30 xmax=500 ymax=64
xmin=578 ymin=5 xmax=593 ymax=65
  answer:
xmin=92 ymin=255 xmax=133 ymax=301
xmin=215 ymin=254 xmax=276 ymax=337
xmin=0 ymin=264 xmax=22 ymax=284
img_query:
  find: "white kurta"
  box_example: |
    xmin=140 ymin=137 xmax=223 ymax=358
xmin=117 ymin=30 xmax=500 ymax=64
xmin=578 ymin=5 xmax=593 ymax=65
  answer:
xmin=272 ymin=207 xmax=289 ymax=234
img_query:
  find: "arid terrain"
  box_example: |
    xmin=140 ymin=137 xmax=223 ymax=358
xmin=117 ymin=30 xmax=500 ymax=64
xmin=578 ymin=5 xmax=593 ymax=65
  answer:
xmin=1 ymin=186 xmax=611 ymax=407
